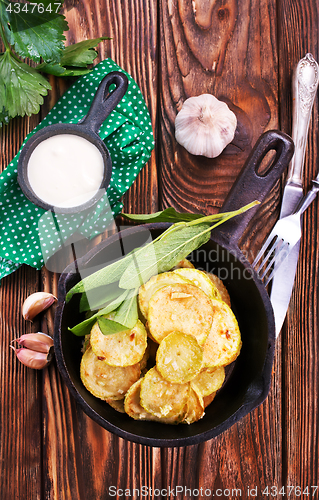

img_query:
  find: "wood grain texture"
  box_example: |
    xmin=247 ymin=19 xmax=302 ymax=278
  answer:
xmin=0 ymin=266 xmax=42 ymax=500
xmin=158 ymin=1 xmax=283 ymax=499
xmin=1 ymin=1 xmax=319 ymax=499
xmin=36 ymin=1 xmax=160 ymax=499
xmin=159 ymin=0 xmax=278 ymax=215
xmin=278 ymin=0 xmax=319 ymax=493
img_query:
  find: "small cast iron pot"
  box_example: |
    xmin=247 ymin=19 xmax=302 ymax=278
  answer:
xmin=54 ymin=130 xmax=294 ymax=447
xmin=17 ymin=71 xmax=128 ymax=214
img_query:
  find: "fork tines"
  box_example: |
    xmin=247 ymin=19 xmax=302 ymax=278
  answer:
xmin=252 ymin=235 xmax=290 ymax=286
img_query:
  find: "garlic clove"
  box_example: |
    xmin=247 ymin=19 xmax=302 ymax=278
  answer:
xmin=175 ymin=94 xmax=237 ymax=158
xmin=22 ymin=292 xmax=57 ymax=321
xmin=10 ymin=346 xmax=51 ymax=370
xmin=11 ymin=333 xmax=54 ymax=354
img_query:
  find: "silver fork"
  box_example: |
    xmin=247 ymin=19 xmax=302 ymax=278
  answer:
xmin=253 ymin=171 xmax=319 ymax=285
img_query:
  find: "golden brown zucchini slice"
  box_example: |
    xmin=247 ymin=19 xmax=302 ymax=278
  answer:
xmin=182 ymin=386 xmax=205 ymax=424
xmin=203 ymin=391 xmax=216 ymax=408
xmin=106 ymin=398 xmax=125 ymax=413
xmin=138 ymin=272 xmax=190 ymax=318
xmin=191 ymin=366 xmax=225 ymax=397
xmin=173 ymin=268 xmax=222 ymax=301
xmin=124 ymin=379 xmax=147 ymax=420
xmin=90 ymin=319 xmax=147 ymax=367
xmin=202 ymin=300 xmax=242 ymax=368
xmin=148 ymin=283 xmax=213 ymax=345
xmin=140 ymin=366 xmax=189 ymax=420
xmin=204 ymin=272 xmax=231 ymax=307
xmin=124 ymin=378 xmax=179 ymax=424
xmin=156 ymin=331 xmax=203 ymax=383
xmin=172 ymin=259 xmax=195 ymax=269
xmin=80 ymin=346 xmax=141 ymax=400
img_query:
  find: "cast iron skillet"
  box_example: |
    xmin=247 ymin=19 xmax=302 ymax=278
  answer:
xmin=17 ymin=71 xmax=128 ymax=214
xmin=54 ymin=130 xmax=294 ymax=447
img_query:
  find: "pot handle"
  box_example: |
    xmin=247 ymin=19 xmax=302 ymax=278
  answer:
xmin=217 ymin=130 xmax=294 ymax=247
xmin=79 ymin=71 xmax=129 ymax=134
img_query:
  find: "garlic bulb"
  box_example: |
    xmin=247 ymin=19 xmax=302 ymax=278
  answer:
xmin=175 ymin=94 xmax=237 ymax=158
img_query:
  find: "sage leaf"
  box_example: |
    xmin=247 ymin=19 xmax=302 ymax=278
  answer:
xmin=68 ymin=315 xmax=97 ymax=337
xmin=97 ymin=317 xmax=129 ymax=336
xmin=69 ymin=289 xmax=129 ymax=336
xmin=122 ymin=208 xmax=206 ymax=224
xmin=79 ymin=283 xmax=124 ymax=313
xmin=66 ymin=254 xmax=134 ymax=302
xmin=113 ymin=290 xmax=139 ymax=329
xmin=119 ymin=223 xmax=212 ymax=289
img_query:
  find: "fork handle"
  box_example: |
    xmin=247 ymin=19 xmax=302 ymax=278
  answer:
xmin=295 ymin=176 xmax=319 ymax=215
xmin=286 ymin=54 xmax=319 ymax=187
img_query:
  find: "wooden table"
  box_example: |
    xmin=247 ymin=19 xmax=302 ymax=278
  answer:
xmin=1 ymin=1 xmax=319 ymax=499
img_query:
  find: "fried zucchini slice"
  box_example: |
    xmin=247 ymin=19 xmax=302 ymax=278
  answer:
xmin=90 ymin=319 xmax=147 ymax=367
xmin=204 ymin=272 xmax=231 ymax=307
xmin=202 ymin=300 xmax=242 ymax=368
xmin=139 ymin=345 xmax=149 ymax=373
xmin=182 ymin=386 xmax=205 ymax=424
xmin=173 ymin=268 xmax=222 ymax=301
xmin=156 ymin=332 xmax=203 ymax=383
xmin=172 ymin=259 xmax=195 ymax=269
xmin=203 ymin=392 xmax=216 ymax=408
xmin=148 ymin=283 xmax=213 ymax=345
xmin=106 ymin=398 xmax=125 ymax=413
xmin=124 ymin=379 xmax=179 ymax=424
xmin=138 ymin=272 xmax=190 ymax=318
xmin=191 ymin=366 xmax=225 ymax=397
xmin=140 ymin=367 xmax=189 ymax=420
xmin=80 ymin=346 xmax=141 ymax=400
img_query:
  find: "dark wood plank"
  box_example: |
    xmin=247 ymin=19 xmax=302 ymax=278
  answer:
xmin=0 ymin=265 xmax=42 ymax=500
xmin=158 ymin=0 xmax=283 ymax=498
xmin=0 ymin=47 xmax=44 ymax=497
xmin=278 ymin=0 xmax=319 ymax=492
xmin=37 ymin=1 xmax=160 ymax=498
xmin=1 ymin=1 xmax=318 ymax=499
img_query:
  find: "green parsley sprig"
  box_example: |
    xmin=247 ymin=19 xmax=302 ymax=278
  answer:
xmin=0 ymin=0 xmax=109 ymax=125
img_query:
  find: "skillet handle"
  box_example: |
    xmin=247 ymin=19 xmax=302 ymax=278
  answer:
xmin=218 ymin=130 xmax=294 ymax=247
xmin=79 ymin=71 xmax=129 ymax=134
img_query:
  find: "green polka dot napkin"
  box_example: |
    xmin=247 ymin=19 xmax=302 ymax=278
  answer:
xmin=0 ymin=59 xmax=154 ymax=281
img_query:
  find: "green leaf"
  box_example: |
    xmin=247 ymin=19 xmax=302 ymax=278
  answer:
xmin=0 ymin=50 xmax=51 ymax=122
xmin=68 ymin=314 xmax=97 ymax=337
xmin=113 ymin=290 xmax=138 ymax=329
xmin=118 ymin=224 xmax=212 ymax=289
xmin=97 ymin=317 xmax=129 ymax=336
xmin=66 ymin=202 xmax=258 ymax=304
xmin=65 ymin=254 xmax=134 ymax=302
xmin=36 ymin=37 xmax=109 ymax=77
xmin=60 ymin=37 xmax=110 ymax=67
xmin=4 ymin=0 xmax=68 ymax=63
xmin=69 ymin=289 xmax=129 ymax=336
xmin=79 ymin=283 xmax=124 ymax=313
xmin=122 ymin=208 xmax=207 ymax=224
xmin=36 ymin=60 xmax=92 ymax=77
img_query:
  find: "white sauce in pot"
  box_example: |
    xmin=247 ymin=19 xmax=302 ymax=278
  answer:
xmin=27 ymin=134 xmax=105 ymax=208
